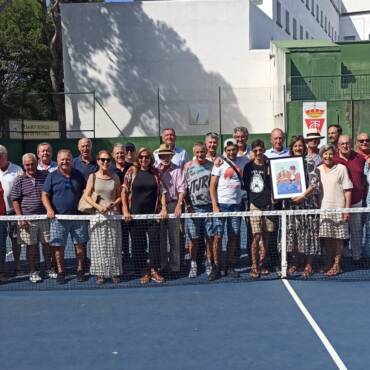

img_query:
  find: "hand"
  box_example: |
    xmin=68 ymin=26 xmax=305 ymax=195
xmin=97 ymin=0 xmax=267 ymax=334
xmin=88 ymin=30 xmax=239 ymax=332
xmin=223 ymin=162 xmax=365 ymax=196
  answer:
xmin=213 ymin=205 xmax=220 ymax=213
xmin=291 ymin=195 xmax=305 ymax=204
xmin=19 ymin=220 xmax=29 ymax=229
xmin=342 ymin=212 xmax=350 ymax=222
xmin=160 ymin=208 xmax=168 ymax=220
xmin=97 ymin=205 xmax=108 ymax=214
xmin=123 ymin=210 xmax=132 ymax=222
xmin=174 ymin=205 xmax=182 ymax=218
xmin=213 ymin=157 xmax=223 ymax=167
xmin=47 ymin=209 xmax=55 ymax=219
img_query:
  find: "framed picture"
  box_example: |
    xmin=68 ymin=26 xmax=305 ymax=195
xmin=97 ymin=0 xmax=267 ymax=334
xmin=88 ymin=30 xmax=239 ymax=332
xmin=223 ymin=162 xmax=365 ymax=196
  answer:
xmin=269 ymin=156 xmax=307 ymax=200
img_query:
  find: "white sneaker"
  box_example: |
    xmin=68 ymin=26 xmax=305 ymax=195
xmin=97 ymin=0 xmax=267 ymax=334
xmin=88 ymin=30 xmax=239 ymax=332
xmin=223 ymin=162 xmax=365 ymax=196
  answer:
xmin=46 ymin=269 xmax=57 ymax=279
xmin=188 ymin=263 xmax=197 ymax=278
xmin=29 ymin=271 xmax=42 ymax=283
xmin=205 ymin=259 xmax=212 ymax=276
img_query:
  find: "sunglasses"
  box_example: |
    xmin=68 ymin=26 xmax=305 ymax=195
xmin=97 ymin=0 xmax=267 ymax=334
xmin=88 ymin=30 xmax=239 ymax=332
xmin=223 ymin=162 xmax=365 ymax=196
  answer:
xmin=358 ymin=139 xmax=370 ymax=143
xmin=139 ymin=155 xmax=150 ymax=159
xmin=99 ymin=158 xmax=111 ymax=163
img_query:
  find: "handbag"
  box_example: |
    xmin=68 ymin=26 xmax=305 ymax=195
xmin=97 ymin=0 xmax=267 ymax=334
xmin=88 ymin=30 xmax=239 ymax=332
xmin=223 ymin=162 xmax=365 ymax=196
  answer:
xmin=78 ymin=174 xmax=100 ymax=214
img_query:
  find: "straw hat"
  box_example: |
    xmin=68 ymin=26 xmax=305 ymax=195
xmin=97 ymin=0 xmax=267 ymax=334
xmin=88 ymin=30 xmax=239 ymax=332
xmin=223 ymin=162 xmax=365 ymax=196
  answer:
xmin=157 ymin=143 xmax=174 ymax=156
xmin=304 ymin=128 xmax=325 ymax=141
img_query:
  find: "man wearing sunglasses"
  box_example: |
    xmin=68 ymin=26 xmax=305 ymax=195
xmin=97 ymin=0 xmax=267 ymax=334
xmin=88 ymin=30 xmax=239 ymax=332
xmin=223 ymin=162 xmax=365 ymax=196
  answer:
xmin=42 ymin=149 xmax=89 ymax=284
xmin=356 ymin=133 xmax=370 ymax=160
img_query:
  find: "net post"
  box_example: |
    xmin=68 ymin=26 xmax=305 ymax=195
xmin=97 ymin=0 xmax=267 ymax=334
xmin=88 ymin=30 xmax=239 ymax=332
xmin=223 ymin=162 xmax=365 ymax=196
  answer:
xmin=280 ymin=212 xmax=288 ymax=278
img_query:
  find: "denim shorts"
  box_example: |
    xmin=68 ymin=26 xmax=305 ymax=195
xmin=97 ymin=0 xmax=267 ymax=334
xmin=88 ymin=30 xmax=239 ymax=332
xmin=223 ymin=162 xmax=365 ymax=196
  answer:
xmin=185 ymin=204 xmax=214 ymax=240
xmin=214 ymin=203 xmax=242 ymax=237
xmin=50 ymin=219 xmax=89 ymax=247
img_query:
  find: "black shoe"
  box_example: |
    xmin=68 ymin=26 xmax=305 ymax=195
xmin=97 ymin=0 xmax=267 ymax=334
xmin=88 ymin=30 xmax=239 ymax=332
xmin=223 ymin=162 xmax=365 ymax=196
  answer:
xmin=208 ymin=265 xmax=221 ymax=281
xmin=227 ymin=266 xmax=240 ymax=278
xmin=56 ymin=272 xmax=65 ymax=285
xmin=76 ymin=270 xmax=86 ymax=282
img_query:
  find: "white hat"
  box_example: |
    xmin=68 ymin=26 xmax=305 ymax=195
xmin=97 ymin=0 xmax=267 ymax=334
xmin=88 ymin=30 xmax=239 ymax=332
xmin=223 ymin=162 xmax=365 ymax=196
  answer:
xmin=223 ymin=138 xmax=237 ymax=149
xmin=304 ymin=128 xmax=325 ymax=141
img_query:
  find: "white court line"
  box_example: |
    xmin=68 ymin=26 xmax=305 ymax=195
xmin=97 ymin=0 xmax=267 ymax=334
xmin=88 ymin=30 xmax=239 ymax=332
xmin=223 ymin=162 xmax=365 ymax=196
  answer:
xmin=6 ymin=251 xmax=13 ymax=257
xmin=282 ymin=279 xmax=347 ymax=370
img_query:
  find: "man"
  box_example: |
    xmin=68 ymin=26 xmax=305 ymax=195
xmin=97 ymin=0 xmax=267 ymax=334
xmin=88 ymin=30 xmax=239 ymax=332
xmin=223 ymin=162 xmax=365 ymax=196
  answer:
xmin=156 ymin=143 xmax=185 ymax=274
xmin=305 ymin=128 xmax=324 ymax=166
xmin=205 ymin=132 xmax=219 ymax=162
xmin=209 ymin=138 xmax=244 ymax=280
xmin=0 ymin=145 xmax=23 ymax=279
xmin=42 ymin=149 xmax=89 ymax=284
xmin=243 ymin=140 xmax=274 ymax=278
xmin=111 ymin=142 xmax=135 ymax=275
xmin=334 ymin=135 xmax=366 ymax=262
xmin=356 ymin=132 xmax=370 ymax=160
xmin=184 ymin=142 xmax=214 ymax=278
xmin=154 ymin=128 xmax=188 ymax=168
xmin=37 ymin=142 xmax=57 ymax=173
xmin=11 ymin=154 xmax=56 ymax=283
xmin=327 ymin=124 xmax=343 ymax=149
xmin=111 ymin=143 xmax=135 ymax=183
xmin=73 ymin=138 xmax=98 ymax=180
xmin=265 ymin=128 xmax=289 ymax=159
xmin=233 ymin=126 xmax=252 ymax=160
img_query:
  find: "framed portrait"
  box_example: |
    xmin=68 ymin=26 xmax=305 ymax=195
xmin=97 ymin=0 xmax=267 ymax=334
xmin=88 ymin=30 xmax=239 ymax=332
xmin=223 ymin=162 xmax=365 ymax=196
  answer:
xmin=269 ymin=156 xmax=307 ymax=200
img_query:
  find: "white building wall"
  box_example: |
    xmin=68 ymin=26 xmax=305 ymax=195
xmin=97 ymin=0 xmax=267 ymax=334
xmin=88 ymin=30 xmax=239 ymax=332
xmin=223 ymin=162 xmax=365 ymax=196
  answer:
xmin=340 ymin=14 xmax=370 ymax=40
xmin=62 ymin=0 xmax=275 ymax=138
xmin=341 ymin=0 xmax=369 ymax=13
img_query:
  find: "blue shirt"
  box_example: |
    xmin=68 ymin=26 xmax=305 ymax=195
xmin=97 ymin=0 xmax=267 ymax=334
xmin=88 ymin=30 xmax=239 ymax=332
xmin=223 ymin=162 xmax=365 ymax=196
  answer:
xmin=265 ymin=147 xmax=290 ymax=159
xmin=43 ymin=169 xmax=86 ymax=214
xmin=72 ymin=156 xmax=98 ymax=181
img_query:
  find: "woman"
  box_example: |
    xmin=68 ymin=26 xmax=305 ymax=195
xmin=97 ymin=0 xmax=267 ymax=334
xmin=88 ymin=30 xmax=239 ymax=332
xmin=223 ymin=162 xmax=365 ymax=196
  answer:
xmin=85 ymin=150 xmax=122 ymax=284
xmin=122 ymin=147 xmax=167 ymax=285
xmin=284 ymin=135 xmax=322 ymax=277
xmin=318 ymin=144 xmax=352 ymax=276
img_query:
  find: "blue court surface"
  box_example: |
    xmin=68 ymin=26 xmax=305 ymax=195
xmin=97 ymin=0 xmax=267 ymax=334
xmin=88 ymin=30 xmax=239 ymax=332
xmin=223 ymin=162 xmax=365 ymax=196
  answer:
xmin=1 ymin=280 xmax=369 ymax=370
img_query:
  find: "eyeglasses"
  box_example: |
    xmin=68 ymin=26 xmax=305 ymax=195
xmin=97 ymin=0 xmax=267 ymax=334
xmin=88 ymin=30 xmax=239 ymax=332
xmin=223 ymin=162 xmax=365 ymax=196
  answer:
xmin=358 ymin=139 xmax=370 ymax=143
xmin=99 ymin=158 xmax=111 ymax=163
xmin=139 ymin=155 xmax=150 ymax=159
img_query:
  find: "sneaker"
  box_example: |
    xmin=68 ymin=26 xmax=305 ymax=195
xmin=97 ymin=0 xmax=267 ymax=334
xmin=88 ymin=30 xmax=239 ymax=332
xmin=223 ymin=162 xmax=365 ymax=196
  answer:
xmin=56 ymin=272 xmax=65 ymax=285
xmin=227 ymin=266 xmax=240 ymax=278
xmin=151 ymin=269 xmax=165 ymax=283
xmin=76 ymin=271 xmax=86 ymax=282
xmin=208 ymin=265 xmax=221 ymax=281
xmin=205 ymin=259 xmax=212 ymax=276
xmin=29 ymin=271 xmax=42 ymax=283
xmin=188 ymin=263 xmax=197 ymax=278
xmin=46 ymin=269 xmax=58 ymax=279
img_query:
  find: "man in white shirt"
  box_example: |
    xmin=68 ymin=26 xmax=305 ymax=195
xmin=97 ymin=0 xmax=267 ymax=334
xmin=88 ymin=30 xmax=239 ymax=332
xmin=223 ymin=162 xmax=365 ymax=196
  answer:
xmin=154 ymin=128 xmax=188 ymax=168
xmin=209 ymin=138 xmax=244 ymax=281
xmin=37 ymin=142 xmax=58 ymax=173
xmin=0 ymin=145 xmax=23 ymax=279
xmin=265 ymin=128 xmax=290 ymax=159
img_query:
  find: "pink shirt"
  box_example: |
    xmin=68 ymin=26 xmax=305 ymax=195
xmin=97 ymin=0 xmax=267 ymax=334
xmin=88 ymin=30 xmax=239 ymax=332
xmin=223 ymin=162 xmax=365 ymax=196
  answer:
xmin=157 ymin=163 xmax=185 ymax=203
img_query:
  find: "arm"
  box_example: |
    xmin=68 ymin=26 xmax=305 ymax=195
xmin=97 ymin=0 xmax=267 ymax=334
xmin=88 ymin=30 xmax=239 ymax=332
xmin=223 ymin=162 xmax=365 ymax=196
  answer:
xmin=107 ymin=177 xmax=122 ymax=210
xmin=121 ymin=187 xmax=131 ymax=222
xmin=159 ymin=191 xmax=168 ymax=219
xmin=12 ymin=200 xmax=29 ymax=229
xmin=342 ymin=189 xmax=352 ymax=222
xmin=174 ymin=192 xmax=185 ymax=217
xmin=210 ymin=175 xmax=220 ymax=213
xmin=41 ymin=192 xmax=55 ymax=219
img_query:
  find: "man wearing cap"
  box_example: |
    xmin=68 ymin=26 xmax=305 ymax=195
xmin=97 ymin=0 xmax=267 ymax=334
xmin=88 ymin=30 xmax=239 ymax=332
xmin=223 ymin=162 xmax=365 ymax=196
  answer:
xmin=265 ymin=128 xmax=289 ymax=159
xmin=154 ymin=128 xmax=188 ymax=168
xmin=73 ymin=138 xmax=98 ymax=181
xmin=305 ymin=128 xmax=324 ymax=166
xmin=156 ymin=143 xmax=186 ymax=274
xmin=209 ymin=138 xmax=245 ymax=280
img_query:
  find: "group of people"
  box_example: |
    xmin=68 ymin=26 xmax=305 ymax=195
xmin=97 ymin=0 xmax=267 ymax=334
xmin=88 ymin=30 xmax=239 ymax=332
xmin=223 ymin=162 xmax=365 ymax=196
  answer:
xmin=0 ymin=125 xmax=369 ymax=285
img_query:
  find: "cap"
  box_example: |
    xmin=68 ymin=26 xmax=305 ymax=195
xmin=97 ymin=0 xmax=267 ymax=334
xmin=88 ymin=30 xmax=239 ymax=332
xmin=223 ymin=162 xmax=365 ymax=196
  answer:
xmin=223 ymin=138 xmax=237 ymax=149
xmin=124 ymin=143 xmax=136 ymax=151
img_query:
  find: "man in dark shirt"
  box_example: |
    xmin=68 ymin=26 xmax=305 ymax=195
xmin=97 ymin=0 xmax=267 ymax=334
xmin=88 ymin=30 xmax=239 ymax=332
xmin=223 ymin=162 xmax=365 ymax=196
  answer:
xmin=72 ymin=138 xmax=98 ymax=180
xmin=334 ymin=134 xmax=366 ymax=262
xmin=42 ymin=149 xmax=88 ymax=284
xmin=243 ymin=139 xmax=274 ymax=278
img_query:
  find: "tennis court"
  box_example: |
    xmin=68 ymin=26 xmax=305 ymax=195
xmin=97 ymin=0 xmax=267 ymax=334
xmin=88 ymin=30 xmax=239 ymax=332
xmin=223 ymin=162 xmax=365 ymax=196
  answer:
xmin=1 ymin=278 xmax=369 ymax=369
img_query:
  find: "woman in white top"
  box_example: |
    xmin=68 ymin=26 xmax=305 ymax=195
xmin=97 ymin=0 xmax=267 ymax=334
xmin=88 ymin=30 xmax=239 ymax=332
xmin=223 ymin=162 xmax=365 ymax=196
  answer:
xmin=318 ymin=144 xmax=353 ymax=276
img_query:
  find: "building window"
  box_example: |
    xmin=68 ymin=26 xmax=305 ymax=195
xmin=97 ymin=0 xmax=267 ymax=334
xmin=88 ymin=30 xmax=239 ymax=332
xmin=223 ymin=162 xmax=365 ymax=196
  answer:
xmin=306 ymin=0 xmax=309 ymax=10
xmin=285 ymin=10 xmax=290 ymax=34
xmin=276 ymin=1 xmax=282 ymax=27
xmin=306 ymin=31 xmax=309 ymax=39
xmin=311 ymin=0 xmax=314 ymax=15
xmin=293 ymin=18 xmax=297 ymax=39
xmin=300 ymin=25 xmax=304 ymax=40
xmin=325 ymin=16 xmax=327 ymax=32
xmin=344 ymin=35 xmax=356 ymax=41
xmin=328 ymin=21 xmax=331 ymax=36
xmin=320 ymin=11 xmax=323 ymax=27
xmin=335 ymin=31 xmax=337 ymax=40
xmin=316 ymin=5 xmax=319 ymax=22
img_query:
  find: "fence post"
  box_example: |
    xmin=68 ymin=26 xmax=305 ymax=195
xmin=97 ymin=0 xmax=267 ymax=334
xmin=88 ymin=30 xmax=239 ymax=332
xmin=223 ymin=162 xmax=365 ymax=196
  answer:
xmin=157 ymin=87 xmax=161 ymax=143
xmin=218 ymin=86 xmax=222 ymax=149
xmin=280 ymin=212 xmax=288 ymax=278
xmin=93 ymin=91 xmax=96 ymax=145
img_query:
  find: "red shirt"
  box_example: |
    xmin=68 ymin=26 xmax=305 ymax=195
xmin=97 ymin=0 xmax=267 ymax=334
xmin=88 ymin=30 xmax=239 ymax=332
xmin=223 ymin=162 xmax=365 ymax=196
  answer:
xmin=357 ymin=148 xmax=370 ymax=161
xmin=334 ymin=151 xmax=366 ymax=205
xmin=0 ymin=182 xmax=5 ymax=215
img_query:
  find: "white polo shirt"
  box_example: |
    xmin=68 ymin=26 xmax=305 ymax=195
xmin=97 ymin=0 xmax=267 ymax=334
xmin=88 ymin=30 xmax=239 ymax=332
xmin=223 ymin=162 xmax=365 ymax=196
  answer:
xmin=0 ymin=162 xmax=23 ymax=212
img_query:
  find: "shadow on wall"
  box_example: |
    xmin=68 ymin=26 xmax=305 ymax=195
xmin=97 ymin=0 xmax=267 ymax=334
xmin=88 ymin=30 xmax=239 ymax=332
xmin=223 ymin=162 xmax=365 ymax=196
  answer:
xmin=62 ymin=2 xmax=250 ymax=137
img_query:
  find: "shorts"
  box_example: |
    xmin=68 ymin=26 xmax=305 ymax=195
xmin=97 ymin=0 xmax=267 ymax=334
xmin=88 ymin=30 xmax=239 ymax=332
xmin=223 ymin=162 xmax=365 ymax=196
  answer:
xmin=18 ymin=220 xmax=50 ymax=246
xmin=214 ymin=203 xmax=242 ymax=237
xmin=186 ymin=204 xmax=214 ymax=240
xmin=50 ymin=219 xmax=89 ymax=247
xmin=249 ymin=203 xmax=274 ymax=234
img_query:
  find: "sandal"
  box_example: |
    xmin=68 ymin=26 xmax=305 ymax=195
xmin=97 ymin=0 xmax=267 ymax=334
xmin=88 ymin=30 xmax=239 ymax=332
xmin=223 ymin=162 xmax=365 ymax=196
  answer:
xmin=140 ymin=272 xmax=151 ymax=285
xmin=258 ymin=262 xmax=269 ymax=276
xmin=325 ymin=266 xmax=341 ymax=277
xmin=97 ymin=276 xmax=105 ymax=285
xmin=250 ymin=265 xmax=260 ymax=279
xmin=288 ymin=265 xmax=298 ymax=274
xmin=302 ymin=266 xmax=313 ymax=278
